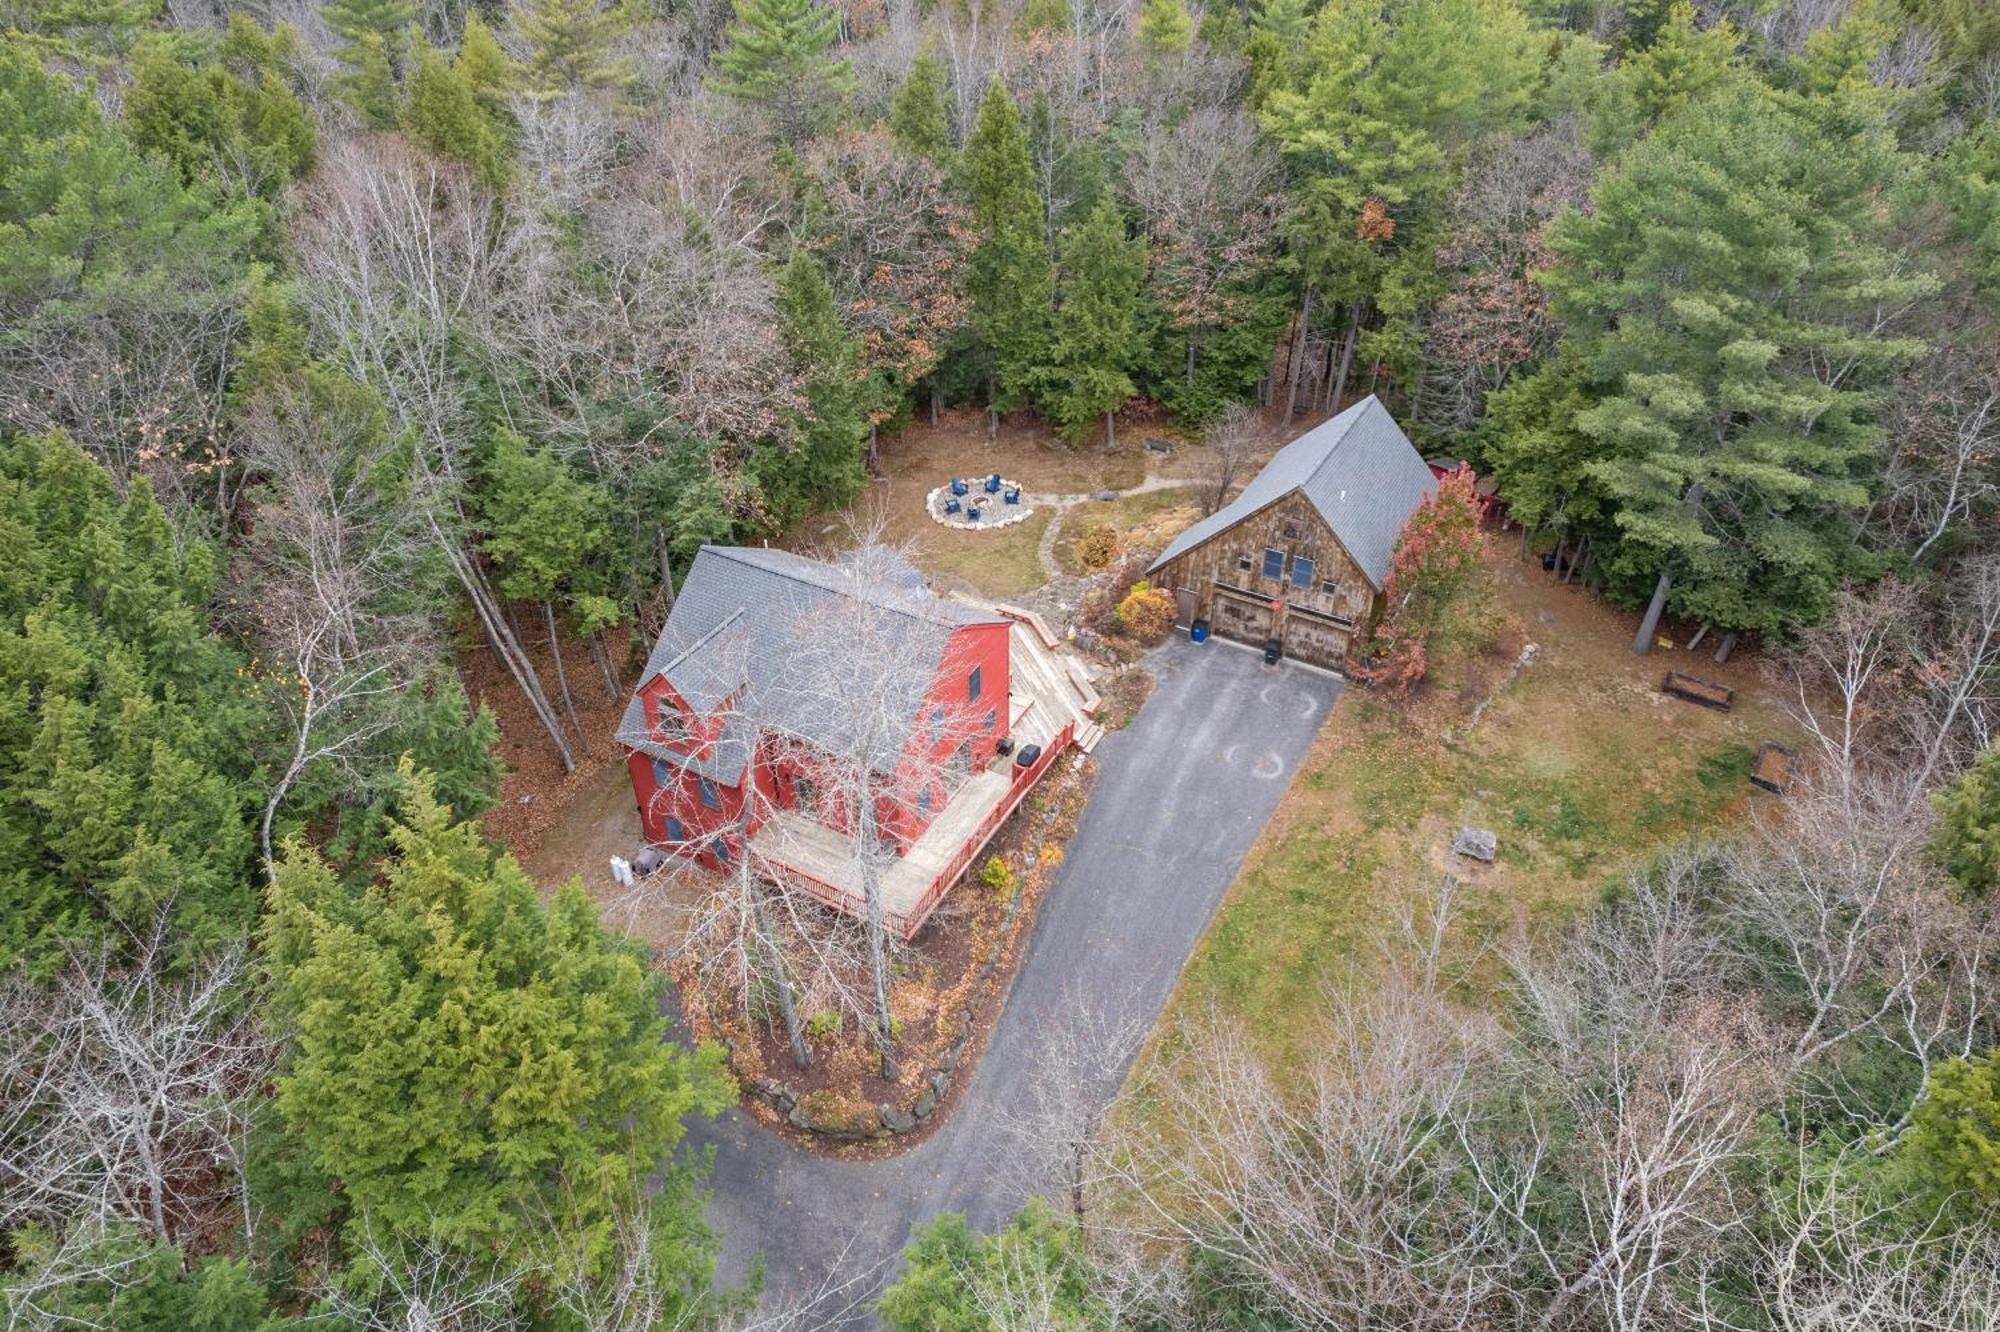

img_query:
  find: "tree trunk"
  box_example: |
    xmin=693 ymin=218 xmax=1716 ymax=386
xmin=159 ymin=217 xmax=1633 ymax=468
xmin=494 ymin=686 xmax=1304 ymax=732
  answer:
xmin=1331 ymin=300 xmax=1364 ymax=414
xmin=748 ymin=879 xmax=809 ymax=1070
xmin=868 ymin=423 xmax=879 ymax=470
xmin=1105 ymin=410 xmax=1116 ymax=449
xmin=1633 ymin=570 xmax=1672 ymax=656
xmin=1185 ymin=339 xmax=1197 ymax=390
xmin=989 ymin=405 xmax=999 ymax=439
xmin=439 ymin=530 xmax=575 ymax=772
xmin=930 ymin=387 xmax=940 ymax=426
xmin=858 ymin=803 xmax=899 ymax=1082
xmin=1686 ymin=624 xmax=1710 ymax=651
xmin=1562 ymin=534 xmax=1588 ymax=586
xmin=1283 ymin=286 xmax=1314 ymax=427
xmin=1713 ymin=631 xmax=1738 ymax=664
xmin=590 ymin=629 xmax=621 ymax=699
xmin=655 ymin=527 xmax=678 ymax=616
xmin=1632 ymin=482 xmax=1703 ymax=657
xmin=544 ymin=601 xmax=584 ymax=746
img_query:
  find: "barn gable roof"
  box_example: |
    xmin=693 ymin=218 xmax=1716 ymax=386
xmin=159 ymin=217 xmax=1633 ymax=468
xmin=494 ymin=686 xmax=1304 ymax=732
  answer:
xmin=1147 ymin=396 xmax=1436 ymax=591
xmin=617 ymin=545 xmax=1006 ymax=782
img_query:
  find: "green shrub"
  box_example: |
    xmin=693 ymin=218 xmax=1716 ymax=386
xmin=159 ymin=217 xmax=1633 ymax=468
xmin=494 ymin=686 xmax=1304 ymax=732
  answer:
xmin=806 ymin=1009 xmax=842 ymax=1042
xmin=981 ymin=855 xmax=1016 ymax=897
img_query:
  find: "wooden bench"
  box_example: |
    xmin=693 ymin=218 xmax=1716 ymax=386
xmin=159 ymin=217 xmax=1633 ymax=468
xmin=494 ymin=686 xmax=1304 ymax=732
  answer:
xmin=1661 ymin=671 xmax=1734 ymax=712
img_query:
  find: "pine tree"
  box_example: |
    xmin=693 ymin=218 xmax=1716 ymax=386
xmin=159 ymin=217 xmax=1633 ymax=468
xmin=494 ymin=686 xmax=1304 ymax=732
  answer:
xmin=456 ymin=10 xmax=516 ymax=116
xmin=1933 ymin=746 xmax=2000 ymax=897
xmin=402 ymin=41 xmax=509 ymax=186
xmin=1137 ymin=0 xmax=1194 ymax=65
xmin=710 ymin=0 xmax=854 ymax=144
xmin=324 ymin=0 xmax=414 ymax=122
xmin=1903 ymin=1049 xmax=2000 ymax=1206
xmin=890 ymin=52 xmax=951 ymax=161
xmin=755 ymin=249 xmax=869 ymax=523
xmin=263 ymin=759 xmax=732 ymax=1252
xmin=961 ymin=78 xmax=1053 ymax=423
xmin=0 ymin=434 xmax=263 ymax=974
xmin=510 ymin=0 xmax=634 ymax=97
xmin=1039 ymin=196 xmax=1144 ymax=444
xmin=1541 ymin=84 xmax=1936 ymax=649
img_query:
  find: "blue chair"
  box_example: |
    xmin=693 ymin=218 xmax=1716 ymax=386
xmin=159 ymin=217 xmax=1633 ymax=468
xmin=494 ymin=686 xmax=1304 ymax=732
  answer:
xmin=967 ymin=505 xmax=983 ymax=523
xmin=944 ymin=497 xmax=962 ymax=515
xmin=950 ymin=478 xmax=968 ymax=497
xmin=986 ymin=473 xmax=1002 ymax=493
xmin=1003 ymin=487 xmax=1021 ymax=505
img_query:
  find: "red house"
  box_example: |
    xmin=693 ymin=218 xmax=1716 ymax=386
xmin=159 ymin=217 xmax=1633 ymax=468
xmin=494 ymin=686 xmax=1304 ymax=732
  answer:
xmin=617 ymin=546 xmax=1014 ymax=881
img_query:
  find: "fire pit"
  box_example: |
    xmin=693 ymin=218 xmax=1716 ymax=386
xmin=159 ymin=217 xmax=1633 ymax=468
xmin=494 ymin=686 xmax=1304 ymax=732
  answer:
xmin=926 ymin=476 xmax=1033 ymax=530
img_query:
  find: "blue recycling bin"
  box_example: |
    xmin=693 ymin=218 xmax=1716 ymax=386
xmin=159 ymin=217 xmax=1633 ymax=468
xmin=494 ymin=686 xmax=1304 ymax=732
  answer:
xmin=1190 ymin=621 xmax=1209 ymax=643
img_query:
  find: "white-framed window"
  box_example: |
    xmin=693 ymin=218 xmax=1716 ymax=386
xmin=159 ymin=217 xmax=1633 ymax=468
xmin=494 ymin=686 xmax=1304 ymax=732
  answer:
xmin=1291 ymin=556 xmax=1316 ymax=588
xmin=1262 ymin=548 xmax=1285 ymax=579
xmin=698 ymin=778 xmax=720 ymax=809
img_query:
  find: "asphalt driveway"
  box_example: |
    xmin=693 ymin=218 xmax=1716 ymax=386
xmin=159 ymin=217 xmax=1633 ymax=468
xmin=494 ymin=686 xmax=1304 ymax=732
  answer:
xmin=680 ymin=636 xmax=1343 ymax=1311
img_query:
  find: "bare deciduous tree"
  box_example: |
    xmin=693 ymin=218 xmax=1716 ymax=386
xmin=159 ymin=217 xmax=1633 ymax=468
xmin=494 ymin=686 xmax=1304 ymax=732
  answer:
xmin=0 ymin=932 xmax=273 ymax=1251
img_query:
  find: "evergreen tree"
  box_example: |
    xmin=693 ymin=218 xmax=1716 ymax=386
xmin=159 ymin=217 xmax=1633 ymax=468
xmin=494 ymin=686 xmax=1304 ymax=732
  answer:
xmin=263 ymin=759 xmax=732 ymax=1252
xmin=961 ymin=79 xmax=1054 ymax=423
xmin=890 ymin=52 xmax=951 ymax=161
xmin=1903 ymin=1048 xmax=2000 ymax=1206
xmin=510 ymin=0 xmax=634 ymax=98
xmin=1540 ymin=84 xmax=1935 ymax=648
xmin=1137 ymin=0 xmax=1194 ymax=65
xmin=402 ymin=40 xmax=509 ymax=186
xmin=753 ymin=249 xmax=869 ymax=524
xmin=881 ymin=1203 xmax=1103 ymax=1332
xmin=0 ymin=433 xmax=263 ymax=974
xmin=1933 ymin=746 xmax=2000 ymax=897
xmin=1039 ymin=196 xmax=1144 ymax=444
xmin=455 ymin=10 xmax=515 ymax=116
xmin=324 ymin=0 xmax=414 ymax=122
xmin=125 ymin=22 xmax=317 ymax=203
xmin=710 ymin=0 xmax=854 ymax=144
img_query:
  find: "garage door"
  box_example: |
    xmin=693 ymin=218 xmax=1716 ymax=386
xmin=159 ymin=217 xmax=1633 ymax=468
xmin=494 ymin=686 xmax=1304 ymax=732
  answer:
xmin=1283 ymin=612 xmax=1350 ymax=670
xmin=1212 ymin=587 xmax=1273 ymax=648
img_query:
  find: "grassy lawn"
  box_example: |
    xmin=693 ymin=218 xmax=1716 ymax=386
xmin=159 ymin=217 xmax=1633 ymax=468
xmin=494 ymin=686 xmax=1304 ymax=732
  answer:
xmin=1164 ymin=548 xmax=1789 ymax=1069
xmin=1053 ymin=486 xmax=1205 ymax=575
xmin=906 ymin=507 xmax=1054 ymax=600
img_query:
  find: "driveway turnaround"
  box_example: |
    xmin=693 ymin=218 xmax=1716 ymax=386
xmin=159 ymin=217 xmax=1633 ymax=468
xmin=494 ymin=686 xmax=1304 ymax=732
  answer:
xmin=678 ymin=637 xmax=1344 ymax=1313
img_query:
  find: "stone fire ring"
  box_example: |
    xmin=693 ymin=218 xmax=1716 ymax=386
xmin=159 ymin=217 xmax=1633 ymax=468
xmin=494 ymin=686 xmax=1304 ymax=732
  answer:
xmin=926 ymin=480 xmax=1034 ymax=530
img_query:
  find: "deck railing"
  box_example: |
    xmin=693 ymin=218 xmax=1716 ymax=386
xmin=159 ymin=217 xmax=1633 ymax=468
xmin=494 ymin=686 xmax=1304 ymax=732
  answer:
xmin=889 ymin=718 xmax=1074 ymax=938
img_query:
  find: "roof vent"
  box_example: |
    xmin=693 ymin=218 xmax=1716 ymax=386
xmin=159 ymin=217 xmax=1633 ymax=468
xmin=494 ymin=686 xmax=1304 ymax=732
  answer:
xmin=1339 ymin=489 xmax=1347 ymax=502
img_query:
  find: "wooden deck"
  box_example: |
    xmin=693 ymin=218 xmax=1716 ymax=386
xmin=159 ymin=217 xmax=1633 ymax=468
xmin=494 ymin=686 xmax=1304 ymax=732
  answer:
xmin=747 ymin=616 xmax=1097 ymax=935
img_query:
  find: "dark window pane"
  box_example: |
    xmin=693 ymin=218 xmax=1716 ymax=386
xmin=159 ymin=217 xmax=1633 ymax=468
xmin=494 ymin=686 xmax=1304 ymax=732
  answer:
xmin=969 ymin=666 xmax=982 ymax=700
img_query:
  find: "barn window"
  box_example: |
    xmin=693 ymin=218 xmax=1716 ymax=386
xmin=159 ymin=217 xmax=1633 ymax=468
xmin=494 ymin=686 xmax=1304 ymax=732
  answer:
xmin=1320 ymin=579 xmax=1342 ymax=598
xmin=711 ymin=837 xmax=729 ymax=863
xmin=651 ymin=756 xmax=672 ymax=788
xmin=1261 ymin=548 xmax=1284 ymax=579
xmin=968 ymin=666 xmax=982 ymax=701
xmin=698 ymin=777 xmax=720 ymax=809
xmin=665 ymin=816 xmax=684 ymax=842
xmin=1291 ymin=556 xmax=1316 ymax=589
xmin=1282 ymin=521 xmax=1302 ymax=540
xmin=1237 ymin=554 xmax=1253 ymax=571
xmin=918 ymin=786 xmax=932 ymax=818
xmin=931 ymin=707 xmax=945 ymax=743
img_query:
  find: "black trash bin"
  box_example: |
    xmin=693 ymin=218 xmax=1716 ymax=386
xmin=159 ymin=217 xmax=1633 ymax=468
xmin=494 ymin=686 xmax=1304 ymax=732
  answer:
xmin=1264 ymin=637 xmax=1282 ymax=665
xmin=995 ymin=737 xmax=1015 ymax=757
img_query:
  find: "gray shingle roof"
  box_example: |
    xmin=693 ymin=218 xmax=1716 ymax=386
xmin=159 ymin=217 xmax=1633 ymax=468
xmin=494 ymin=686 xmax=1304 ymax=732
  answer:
xmin=617 ymin=546 xmax=1006 ymax=783
xmin=1147 ymin=396 xmax=1436 ymax=591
